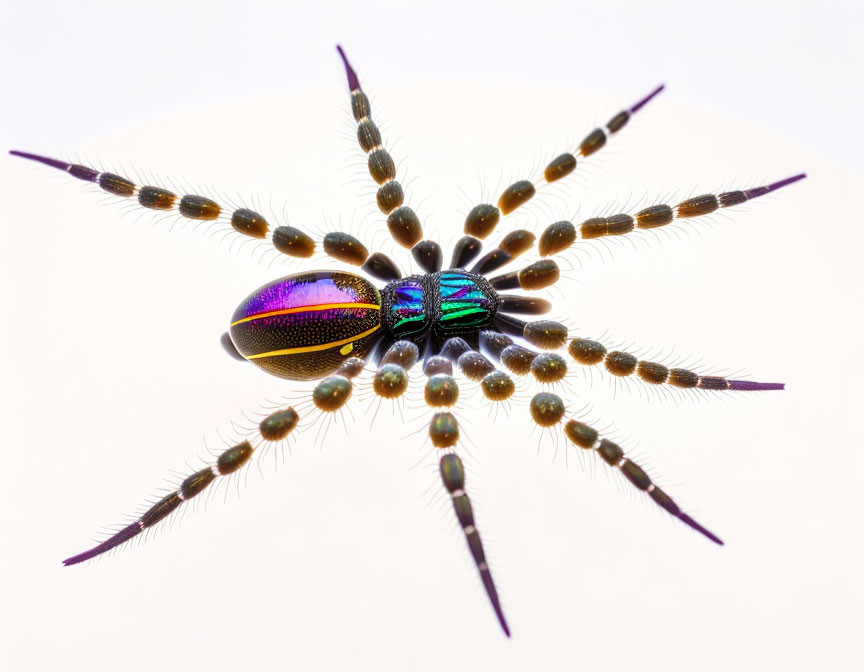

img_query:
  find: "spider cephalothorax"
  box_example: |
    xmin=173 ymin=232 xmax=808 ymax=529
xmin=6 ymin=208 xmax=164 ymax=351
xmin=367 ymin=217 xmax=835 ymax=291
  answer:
xmin=9 ymin=44 xmax=804 ymax=638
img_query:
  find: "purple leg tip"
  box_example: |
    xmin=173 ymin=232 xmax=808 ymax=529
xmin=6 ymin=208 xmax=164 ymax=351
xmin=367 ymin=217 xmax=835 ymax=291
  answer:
xmin=10 ymin=149 xmax=69 ymax=171
xmin=630 ymin=84 xmax=665 ymax=114
xmin=335 ymin=44 xmax=361 ymax=92
xmin=62 ymin=522 xmax=141 ymax=566
xmin=679 ymin=514 xmax=724 ymax=546
xmin=728 ymin=380 xmax=785 ymax=391
xmin=743 ymin=173 xmax=806 ymax=200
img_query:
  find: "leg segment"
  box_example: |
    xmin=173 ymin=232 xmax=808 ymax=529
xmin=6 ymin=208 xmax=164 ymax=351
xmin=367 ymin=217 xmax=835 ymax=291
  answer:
xmin=537 ymin=175 xmax=807 ymax=257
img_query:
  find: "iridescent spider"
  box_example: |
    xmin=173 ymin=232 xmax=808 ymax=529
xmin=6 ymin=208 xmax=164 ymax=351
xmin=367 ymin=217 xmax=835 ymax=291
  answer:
xmin=10 ymin=45 xmax=804 ymax=638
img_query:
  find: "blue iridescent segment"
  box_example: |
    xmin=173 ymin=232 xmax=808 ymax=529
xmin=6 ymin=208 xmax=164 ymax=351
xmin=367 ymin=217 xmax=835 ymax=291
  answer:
xmin=388 ymin=277 xmax=427 ymax=338
xmin=436 ymin=271 xmax=496 ymax=333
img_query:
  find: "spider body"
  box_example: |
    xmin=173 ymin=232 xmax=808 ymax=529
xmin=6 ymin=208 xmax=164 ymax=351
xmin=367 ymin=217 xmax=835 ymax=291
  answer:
xmin=8 ymin=44 xmax=804 ymax=639
xmin=229 ymin=268 xmax=501 ymax=380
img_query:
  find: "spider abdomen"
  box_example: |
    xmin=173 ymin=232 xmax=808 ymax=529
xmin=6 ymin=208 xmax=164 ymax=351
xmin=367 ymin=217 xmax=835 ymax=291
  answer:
xmin=229 ymin=271 xmax=383 ymax=380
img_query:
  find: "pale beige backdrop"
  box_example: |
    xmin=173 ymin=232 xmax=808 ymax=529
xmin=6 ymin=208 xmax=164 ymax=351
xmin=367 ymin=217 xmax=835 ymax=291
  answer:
xmin=1 ymin=12 xmax=862 ymax=672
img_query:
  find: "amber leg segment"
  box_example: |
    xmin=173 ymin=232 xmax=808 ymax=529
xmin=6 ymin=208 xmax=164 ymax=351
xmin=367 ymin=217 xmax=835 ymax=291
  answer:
xmin=464 ymin=85 xmax=665 ymax=239
xmin=336 ymin=46 xmax=431 ymax=258
xmin=563 ymin=418 xmax=723 ymax=544
xmin=62 ymin=406 xmax=299 ymax=566
xmin=567 ymin=337 xmax=784 ymax=392
xmin=537 ymin=174 xmax=807 ymax=257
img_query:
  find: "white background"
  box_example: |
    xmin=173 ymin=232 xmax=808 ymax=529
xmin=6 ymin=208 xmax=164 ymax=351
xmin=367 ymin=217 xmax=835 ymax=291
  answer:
xmin=1 ymin=1 xmax=862 ymax=671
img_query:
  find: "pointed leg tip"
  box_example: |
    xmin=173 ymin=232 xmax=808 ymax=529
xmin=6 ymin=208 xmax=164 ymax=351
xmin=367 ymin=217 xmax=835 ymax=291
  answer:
xmin=630 ymin=84 xmax=666 ymax=113
xmin=335 ymin=44 xmax=360 ymax=91
xmin=679 ymin=513 xmax=723 ymax=545
xmin=8 ymin=149 xmax=69 ymax=171
xmin=495 ymin=609 xmax=512 ymax=637
xmin=9 ymin=149 xmax=35 ymax=160
xmin=744 ymin=173 xmax=808 ymax=200
xmin=728 ymin=380 xmax=785 ymax=392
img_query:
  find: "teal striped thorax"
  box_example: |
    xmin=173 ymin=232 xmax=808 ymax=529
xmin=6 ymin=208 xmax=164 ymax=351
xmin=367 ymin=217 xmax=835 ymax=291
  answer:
xmin=381 ymin=270 xmax=499 ymax=343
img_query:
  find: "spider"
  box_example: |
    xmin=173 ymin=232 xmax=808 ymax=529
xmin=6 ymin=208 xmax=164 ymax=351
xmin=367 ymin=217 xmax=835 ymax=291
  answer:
xmin=9 ymin=45 xmax=804 ymax=638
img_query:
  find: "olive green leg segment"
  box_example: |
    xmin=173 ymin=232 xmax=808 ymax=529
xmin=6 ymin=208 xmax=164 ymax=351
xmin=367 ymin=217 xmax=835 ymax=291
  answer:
xmin=62 ymin=406 xmax=300 ymax=566
xmin=372 ymin=341 xmax=418 ymax=400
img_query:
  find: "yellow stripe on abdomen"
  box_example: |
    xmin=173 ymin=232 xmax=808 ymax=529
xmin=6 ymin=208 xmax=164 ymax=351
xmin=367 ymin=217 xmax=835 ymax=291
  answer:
xmin=245 ymin=324 xmax=382 ymax=359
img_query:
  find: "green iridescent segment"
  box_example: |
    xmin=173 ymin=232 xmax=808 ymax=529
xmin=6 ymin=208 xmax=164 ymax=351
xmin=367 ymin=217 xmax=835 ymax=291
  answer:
xmin=389 ymin=278 xmax=427 ymax=337
xmin=437 ymin=272 xmax=495 ymax=332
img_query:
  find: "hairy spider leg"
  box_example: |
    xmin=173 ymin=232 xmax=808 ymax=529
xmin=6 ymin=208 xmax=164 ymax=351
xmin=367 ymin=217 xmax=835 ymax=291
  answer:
xmin=337 ymin=45 xmax=434 ymax=268
xmin=461 ymin=84 xmax=666 ymax=246
xmin=420 ymin=352 xmax=510 ymax=637
xmin=62 ymin=405 xmax=301 ymax=566
xmin=7 ymin=149 xmax=405 ymax=282
xmin=523 ymin=389 xmax=724 ymax=544
xmin=567 ymin=337 xmax=784 ymax=392
xmin=536 ymin=175 xmax=807 ymax=257
xmin=562 ymin=416 xmax=723 ymax=544
xmin=367 ymin=340 xmax=509 ymax=635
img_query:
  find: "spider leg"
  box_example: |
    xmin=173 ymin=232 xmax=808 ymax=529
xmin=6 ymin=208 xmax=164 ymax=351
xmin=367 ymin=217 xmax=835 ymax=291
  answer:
xmin=9 ymin=149 xmax=404 ymax=281
xmin=536 ymin=175 xmax=807 ymax=257
xmin=418 ymin=350 xmax=511 ymax=637
xmin=567 ymin=336 xmax=783 ymax=392
xmin=62 ymin=404 xmax=301 ymax=566
xmin=562 ymin=416 xmax=723 ymax=544
xmin=462 ymin=84 xmax=666 ymax=241
xmin=367 ymin=339 xmax=509 ymax=635
xmin=336 ymin=46 xmax=439 ymax=272
xmin=523 ymin=389 xmax=723 ymax=545
xmin=63 ymin=357 xmax=369 ymax=567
